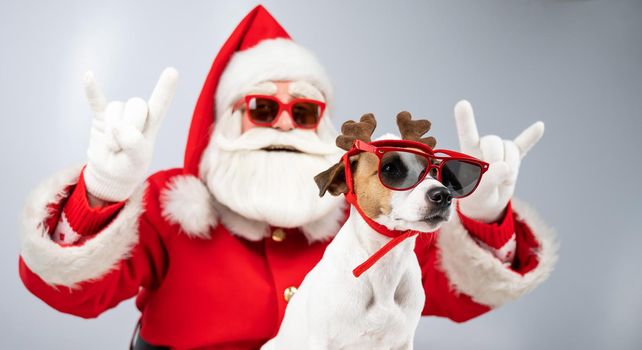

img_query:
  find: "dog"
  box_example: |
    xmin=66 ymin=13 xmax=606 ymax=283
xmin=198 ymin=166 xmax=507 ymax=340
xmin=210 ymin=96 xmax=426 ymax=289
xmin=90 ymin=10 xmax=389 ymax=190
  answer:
xmin=262 ymin=112 xmax=453 ymax=350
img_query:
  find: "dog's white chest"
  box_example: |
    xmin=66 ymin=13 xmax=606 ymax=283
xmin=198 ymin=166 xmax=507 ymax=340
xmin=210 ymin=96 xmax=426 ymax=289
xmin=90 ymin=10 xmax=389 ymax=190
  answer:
xmin=343 ymin=264 xmax=425 ymax=349
xmin=263 ymin=216 xmax=427 ymax=350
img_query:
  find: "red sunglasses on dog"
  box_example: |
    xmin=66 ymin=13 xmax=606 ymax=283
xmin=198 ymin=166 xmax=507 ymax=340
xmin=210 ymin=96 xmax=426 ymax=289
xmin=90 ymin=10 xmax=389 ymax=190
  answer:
xmin=242 ymin=94 xmax=326 ymax=129
xmin=345 ymin=139 xmax=489 ymax=198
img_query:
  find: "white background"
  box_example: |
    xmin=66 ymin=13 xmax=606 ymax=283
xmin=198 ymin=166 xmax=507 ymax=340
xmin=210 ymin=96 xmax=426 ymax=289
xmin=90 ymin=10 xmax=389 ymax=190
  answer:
xmin=1 ymin=0 xmax=641 ymax=349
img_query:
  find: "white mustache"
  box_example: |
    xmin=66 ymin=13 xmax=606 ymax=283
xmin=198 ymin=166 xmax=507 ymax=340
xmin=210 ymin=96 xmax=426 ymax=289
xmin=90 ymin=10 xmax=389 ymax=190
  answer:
xmin=214 ymin=127 xmax=340 ymax=156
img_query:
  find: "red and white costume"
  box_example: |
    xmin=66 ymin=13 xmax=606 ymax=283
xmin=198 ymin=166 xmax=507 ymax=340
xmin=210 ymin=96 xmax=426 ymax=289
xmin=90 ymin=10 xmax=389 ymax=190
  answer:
xmin=18 ymin=6 xmax=557 ymax=349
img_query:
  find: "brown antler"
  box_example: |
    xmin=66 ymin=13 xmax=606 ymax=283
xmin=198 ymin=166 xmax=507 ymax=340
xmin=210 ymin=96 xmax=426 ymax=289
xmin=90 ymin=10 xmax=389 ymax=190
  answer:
xmin=336 ymin=113 xmax=377 ymax=150
xmin=396 ymin=111 xmax=437 ymax=148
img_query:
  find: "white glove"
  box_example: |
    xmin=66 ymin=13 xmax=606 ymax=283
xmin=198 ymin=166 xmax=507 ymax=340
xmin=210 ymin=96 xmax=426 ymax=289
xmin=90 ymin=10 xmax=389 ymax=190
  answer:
xmin=454 ymin=100 xmax=544 ymax=223
xmin=83 ymin=68 xmax=179 ymax=202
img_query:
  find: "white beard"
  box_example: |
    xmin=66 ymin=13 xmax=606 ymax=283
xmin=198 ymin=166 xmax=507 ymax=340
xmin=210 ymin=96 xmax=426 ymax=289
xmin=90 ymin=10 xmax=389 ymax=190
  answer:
xmin=199 ymin=109 xmax=345 ymax=237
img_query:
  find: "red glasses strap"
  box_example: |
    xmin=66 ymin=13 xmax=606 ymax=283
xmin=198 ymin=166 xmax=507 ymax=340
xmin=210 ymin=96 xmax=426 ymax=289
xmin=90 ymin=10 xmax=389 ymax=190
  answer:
xmin=352 ymin=231 xmax=419 ymax=277
xmin=342 ymin=154 xmax=354 ymax=194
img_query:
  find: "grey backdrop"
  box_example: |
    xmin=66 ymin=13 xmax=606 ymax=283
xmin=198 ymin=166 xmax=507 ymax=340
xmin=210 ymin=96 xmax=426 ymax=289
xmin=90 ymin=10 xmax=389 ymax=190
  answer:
xmin=1 ymin=0 xmax=641 ymax=349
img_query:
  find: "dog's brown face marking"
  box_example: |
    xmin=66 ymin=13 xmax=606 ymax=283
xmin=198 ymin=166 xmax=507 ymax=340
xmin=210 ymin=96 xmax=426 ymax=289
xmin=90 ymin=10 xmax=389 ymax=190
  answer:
xmin=313 ymin=153 xmax=392 ymax=220
xmin=353 ymin=153 xmax=392 ymax=219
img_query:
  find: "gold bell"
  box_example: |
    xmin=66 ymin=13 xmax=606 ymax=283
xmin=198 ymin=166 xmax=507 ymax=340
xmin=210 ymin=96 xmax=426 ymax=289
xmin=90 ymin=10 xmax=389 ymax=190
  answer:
xmin=271 ymin=228 xmax=286 ymax=242
xmin=283 ymin=286 xmax=298 ymax=302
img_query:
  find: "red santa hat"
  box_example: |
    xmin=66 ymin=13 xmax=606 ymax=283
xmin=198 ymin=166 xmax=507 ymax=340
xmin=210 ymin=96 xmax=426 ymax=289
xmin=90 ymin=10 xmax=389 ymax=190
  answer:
xmin=184 ymin=5 xmax=333 ymax=176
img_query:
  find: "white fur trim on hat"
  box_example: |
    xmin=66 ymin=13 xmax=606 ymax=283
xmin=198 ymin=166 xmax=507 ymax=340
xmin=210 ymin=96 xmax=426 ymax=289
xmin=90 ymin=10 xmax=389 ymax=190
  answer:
xmin=436 ymin=198 xmax=558 ymax=308
xmin=160 ymin=175 xmax=218 ymax=239
xmin=20 ymin=166 xmax=144 ymax=288
xmin=216 ymin=38 xmax=333 ymax=119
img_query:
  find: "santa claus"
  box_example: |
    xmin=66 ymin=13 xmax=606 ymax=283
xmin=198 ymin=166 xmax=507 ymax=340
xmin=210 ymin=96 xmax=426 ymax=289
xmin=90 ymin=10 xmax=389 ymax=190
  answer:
xmin=18 ymin=5 xmax=557 ymax=349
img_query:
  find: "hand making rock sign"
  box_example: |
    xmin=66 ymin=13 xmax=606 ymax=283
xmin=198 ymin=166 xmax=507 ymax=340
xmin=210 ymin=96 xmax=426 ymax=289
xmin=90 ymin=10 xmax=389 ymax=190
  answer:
xmin=454 ymin=100 xmax=545 ymax=223
xmin=83 ymin=68 xmax=179 ymax=203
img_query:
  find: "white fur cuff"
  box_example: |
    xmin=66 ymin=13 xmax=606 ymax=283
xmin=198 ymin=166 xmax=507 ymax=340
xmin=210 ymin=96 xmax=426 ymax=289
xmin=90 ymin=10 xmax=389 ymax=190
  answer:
xmin=20 ymin=166 xmax=143 ymax=288
xmin=437 ymin=199 xmax=558 ymax=308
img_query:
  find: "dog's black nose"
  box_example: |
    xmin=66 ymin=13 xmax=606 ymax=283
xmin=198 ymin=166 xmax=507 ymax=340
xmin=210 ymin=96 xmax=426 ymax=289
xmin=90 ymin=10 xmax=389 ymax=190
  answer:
xmin=427 ymin=187 xmax=452 ymax=208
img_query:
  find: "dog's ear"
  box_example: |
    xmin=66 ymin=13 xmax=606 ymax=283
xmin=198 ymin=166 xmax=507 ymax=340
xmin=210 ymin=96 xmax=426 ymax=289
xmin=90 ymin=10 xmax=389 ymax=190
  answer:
xmin=314 ymin=162 xmax=349 ymax=197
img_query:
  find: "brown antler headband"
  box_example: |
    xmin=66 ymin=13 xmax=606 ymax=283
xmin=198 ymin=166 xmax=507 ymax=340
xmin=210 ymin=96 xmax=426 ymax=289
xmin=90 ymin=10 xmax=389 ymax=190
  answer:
xmin=336 ymin=111 xmax=436 ymax=151
xmin=396 ymin=111 xmax=437 ymax=148
xmin=336 ymin=113 xmax=377 ymax=151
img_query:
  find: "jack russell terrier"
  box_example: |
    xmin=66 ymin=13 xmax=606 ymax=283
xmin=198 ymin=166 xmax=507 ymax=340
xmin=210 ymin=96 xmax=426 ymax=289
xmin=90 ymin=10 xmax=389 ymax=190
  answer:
xmin=263 ymin=112 xmax=489 ymax=350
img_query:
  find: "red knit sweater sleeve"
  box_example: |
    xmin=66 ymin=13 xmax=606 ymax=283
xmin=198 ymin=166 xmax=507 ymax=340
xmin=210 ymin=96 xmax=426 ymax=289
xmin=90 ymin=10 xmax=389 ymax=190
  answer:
xmin=51 ymin=173 xmax=125 ymax=245
xmin=457 ymin=202 xmax=517 ymax=265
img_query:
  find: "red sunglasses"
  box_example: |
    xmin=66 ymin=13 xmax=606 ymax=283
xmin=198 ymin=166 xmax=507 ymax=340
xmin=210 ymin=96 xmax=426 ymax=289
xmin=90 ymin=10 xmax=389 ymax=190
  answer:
xmin=344 ymin=139 xmax=489 ymax=198
xmin=241 ymin=94 xmax=326 ymax=129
